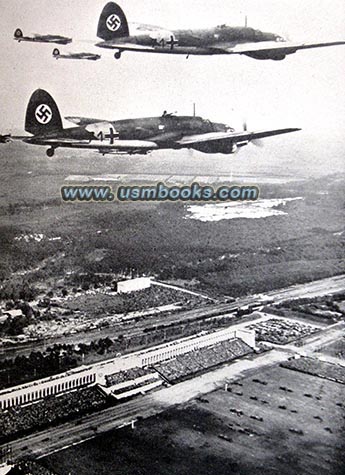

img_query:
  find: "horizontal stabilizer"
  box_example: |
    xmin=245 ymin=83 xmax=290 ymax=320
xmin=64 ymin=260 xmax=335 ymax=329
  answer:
xmin=65 ymin=116 xmax=106 ymax=126
xmin=0 ymin=134 xmax=12 ymax=143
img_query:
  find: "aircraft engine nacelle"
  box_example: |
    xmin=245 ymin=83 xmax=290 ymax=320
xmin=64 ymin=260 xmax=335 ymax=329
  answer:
xmin=192 ymin=141 xmax=238 ymax=155
xmin=245 ymin=51 xmax=287 ymax=61
xmin=85 ymin=122 xmax=119 ymax=143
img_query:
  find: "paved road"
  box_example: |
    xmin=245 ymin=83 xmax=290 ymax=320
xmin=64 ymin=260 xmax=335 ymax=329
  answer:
xmin=1 ymin=274 xmax=344 ymax=362
xmin=1 ymin=274 xmax=344 ymax=461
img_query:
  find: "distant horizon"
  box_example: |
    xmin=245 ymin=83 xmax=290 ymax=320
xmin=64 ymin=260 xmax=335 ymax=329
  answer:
xmin=1 ymin=134 xmax=344 ymax=179
xmin=0 ymin=0 xmax=344 ymax=179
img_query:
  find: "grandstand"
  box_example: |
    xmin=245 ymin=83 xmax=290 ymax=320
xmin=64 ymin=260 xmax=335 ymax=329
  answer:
xmin=0 ymin=387 xmax=107 ymax=442
xmin=154 ymin=339 xmax=253 ymax=383
xmin=1 ymin=326 xmax=255 ymax=411
xmin=101 ymin=367 xmax=162 ymax=400
xmin=0 ymin=326 xmax=255 ymax=444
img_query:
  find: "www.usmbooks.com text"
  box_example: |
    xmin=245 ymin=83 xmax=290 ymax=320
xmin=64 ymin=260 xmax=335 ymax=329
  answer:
xmin=61 ymin=183 xmax=259 ymax=202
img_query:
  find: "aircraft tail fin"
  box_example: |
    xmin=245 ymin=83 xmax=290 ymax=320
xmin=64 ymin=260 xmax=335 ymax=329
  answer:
xmin=14 ymin=28 xmax=23 ymax=39
xmin=53 ymin=48 xmax=60 ymax=58
xmin=25 ymin=89 xmax=63 ymax=136
xmin=97 ymin=2 xmax=129 ymax=41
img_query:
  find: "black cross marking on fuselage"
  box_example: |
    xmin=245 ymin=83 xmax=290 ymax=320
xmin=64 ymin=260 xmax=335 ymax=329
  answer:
xmin=105 ymin=128 xmax=118 ymax=145
xmin=36 ymin=105 xmax=52 ymax=123
xmin=166 ymin=36 xmax=178 ymax=50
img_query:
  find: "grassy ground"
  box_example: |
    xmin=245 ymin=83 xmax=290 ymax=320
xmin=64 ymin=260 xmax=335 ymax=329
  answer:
xmin=42 ymin=365 xmax=345 ymax=475
xmin=1 ymin=144 xmax=344 ymax=299
xmin=319 ymin=336 xmax=345 ymax=359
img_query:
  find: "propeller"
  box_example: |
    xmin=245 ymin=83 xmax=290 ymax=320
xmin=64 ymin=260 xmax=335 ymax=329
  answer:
xmin=252 ymin=138 xmax=264 ymax=148
xmin=282 ymin=31 xmax=291 ymax=42
xmin=242 ymin=120 xmax=264 ymax=148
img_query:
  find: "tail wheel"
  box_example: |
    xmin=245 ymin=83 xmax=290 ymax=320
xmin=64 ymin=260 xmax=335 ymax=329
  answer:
xmin=114 ymin=51 xmax=122 ymax=60
xmin=46 ymin=148 xmax=55 ymax=157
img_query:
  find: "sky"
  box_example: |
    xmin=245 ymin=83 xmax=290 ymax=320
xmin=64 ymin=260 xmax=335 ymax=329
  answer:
xmin=0 ymin=0 xmax=344 ymax=176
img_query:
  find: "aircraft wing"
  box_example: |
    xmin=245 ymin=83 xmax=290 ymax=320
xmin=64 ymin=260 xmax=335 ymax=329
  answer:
xmin=218 ymin=40 xmax=345 ymax=57
xmin=177 ymin=128 xmax=301 ymax=146
xmin=97 ymin=39 xmax=345 ymax=58
xmin=33 ymin=34 xmax=72 ymax=45
xmin=96 ymin=41 xmax=216 ymax=55
xmin=23 ymin=137 xmax=158 ymax=152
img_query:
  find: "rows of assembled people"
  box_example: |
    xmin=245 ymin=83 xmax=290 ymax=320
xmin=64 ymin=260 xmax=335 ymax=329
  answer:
xmin=0 ymin=387 xmax=107 ymax=442
xmin=7 ymin=461 xmax=59 ymax=475
xmin=248 ymin=318 xmax=318 ymax=345
xmin=105 ymin=367 xmax=156 ymax=387
xmin=154 ymin=339 xmax=252 ymax=383
xmin=282 ymin=357 xmax=345 ymax=384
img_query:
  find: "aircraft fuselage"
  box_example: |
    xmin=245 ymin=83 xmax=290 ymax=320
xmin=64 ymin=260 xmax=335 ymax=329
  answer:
xmin=27 ymin=115 xmax=235 ymax=153
xmin=32 ymin=115 xmax=228 ymax=145
xmin=98 ymin=23 xmax=284 ymax=56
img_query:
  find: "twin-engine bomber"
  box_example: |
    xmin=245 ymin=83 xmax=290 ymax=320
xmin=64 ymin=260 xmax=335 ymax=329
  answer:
xmin=14 ymin=28 xmax=72 ymax=45
xmin=96 ymin=2 xmax=345 ymax=61
xmin=14 ymin=3 xmax=345 ymax=62
xmin=0 ymin=89 xmax=300 ymax=157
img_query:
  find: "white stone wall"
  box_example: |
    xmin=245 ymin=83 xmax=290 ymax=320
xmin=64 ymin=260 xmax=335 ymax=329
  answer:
xmin=0 ymin=368 xmax=97 ymax=410
xmin=0 ymin=327 xmax=255 ymax=410
xmin=117 ymin=277 xmax=151 ymax=293
xmin=235 ymin=329 xmax=256 ymax=349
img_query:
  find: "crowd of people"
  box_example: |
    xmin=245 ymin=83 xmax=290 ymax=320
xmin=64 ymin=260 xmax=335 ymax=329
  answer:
xmin=105 ymin=367 xmax=156 ymax=387
xmin=154 ymin=339 xmax=252 ymax=383
xmin=8 ymin=461 xmax=58 ymax=475
xmin=282 ymin=357 xmax=345 ymax=384
xmin=0 ymin=387 xmax=106 ymax=442
xmin=67 ymin=285 xmax=205 ymax=317
xmin=111 ymin=285 xmax=204 ymax=313
xmin=248 ymin=318 xmax=318 ymax=345
xmin=111 ymin=376 xmax=159 ymax=397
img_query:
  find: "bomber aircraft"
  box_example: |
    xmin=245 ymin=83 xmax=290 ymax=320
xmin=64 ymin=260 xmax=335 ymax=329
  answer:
xmin=0 ymin=89 xmax=300 ymax=158
xmin=52 ymin=48 xmax=101 ymax=61
xmin=14 ymin=28 xmax=72 ymax=45
xmin=96 ymin=2 xmax=345 ymax=61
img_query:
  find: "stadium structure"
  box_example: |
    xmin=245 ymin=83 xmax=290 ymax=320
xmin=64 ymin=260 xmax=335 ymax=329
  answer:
xmin=0 ymin=327 xmax=255 ymax=410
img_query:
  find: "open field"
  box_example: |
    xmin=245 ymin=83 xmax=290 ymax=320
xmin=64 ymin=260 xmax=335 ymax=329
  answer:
xmin=317 ymin=334 xmax=345 ymax=360
xmin=0 ymin=144 xmax=344 ymax=300
xmin=42 ymin=364 xmax=345 ymax=475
